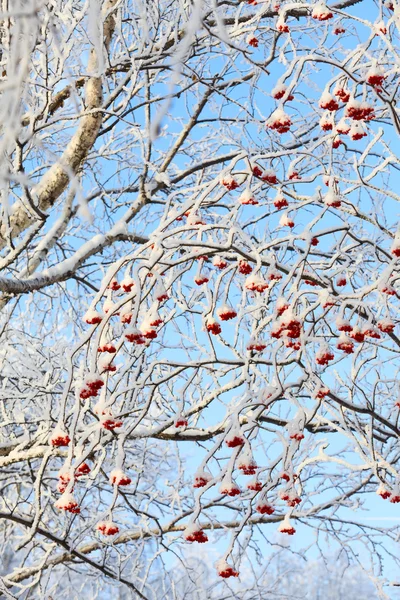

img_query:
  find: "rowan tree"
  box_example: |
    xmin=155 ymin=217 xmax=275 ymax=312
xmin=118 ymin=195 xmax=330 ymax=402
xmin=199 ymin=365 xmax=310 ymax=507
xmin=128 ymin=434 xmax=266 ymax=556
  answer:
xmin=1 ymin=0 xmax=400 ymax=598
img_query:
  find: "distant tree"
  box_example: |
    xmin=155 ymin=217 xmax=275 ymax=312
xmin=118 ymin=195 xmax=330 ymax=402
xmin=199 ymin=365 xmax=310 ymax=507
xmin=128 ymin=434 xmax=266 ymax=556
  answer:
xmin=149 ymin=550 xmax=384 ymax=599
xmin=1 ymin=0 xmax=400 ymax=597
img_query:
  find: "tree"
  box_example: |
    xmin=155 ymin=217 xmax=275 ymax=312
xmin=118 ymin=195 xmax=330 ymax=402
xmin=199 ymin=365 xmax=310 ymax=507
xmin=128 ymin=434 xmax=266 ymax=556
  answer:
xmin=1 ymin=0 xmax=400 ymax=597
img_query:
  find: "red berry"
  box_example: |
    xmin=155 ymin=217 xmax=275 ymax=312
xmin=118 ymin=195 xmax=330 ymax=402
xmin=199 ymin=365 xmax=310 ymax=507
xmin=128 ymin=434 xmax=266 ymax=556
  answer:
xmin=221 ymin=177 xmax=239 ymax=191
xmin=279 ymin=526 xmax=296 ymax=535
xmin=206 ymin=319 xmax=222 ymax=335
xmin=75 ymin=462 xmax=91 ymax=476
xmin=193 ymin=473 xmax=212 ymax=488
xmin=238 ymin=260 xmax=253 ymax=275
xmin=108 ymin=278 xmax=121 ymax=291
xmin=185 ymin=527 xmax=209 ymax=543
xmin=102 ymin=418 xmax=123 ymax=431
xmin=217 ymin=565 xmax=239 ymax=579
xmin=247 ymin=36 xmax=258 ymax=48
xmin=226 ymin=435 xmax=245 ymax=448
xmin=97 ymin=521 xmax=120 ymax=536
xmin=110 ymin=470 xmax=131 ymax=486
xmin=247 ymin=480 xmax=263 ymax=491
xmin=217 ymin=306 xmax=237 ymax=321
xmin=194 ymin=276 xmax=210 ymax=285
xmin=256 ymin=503 xmax=275 ymax=515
